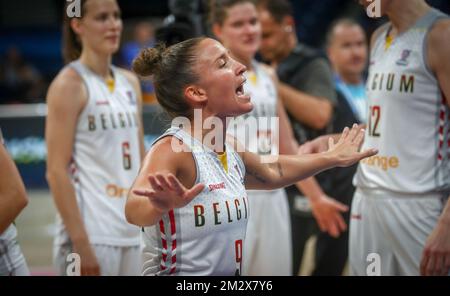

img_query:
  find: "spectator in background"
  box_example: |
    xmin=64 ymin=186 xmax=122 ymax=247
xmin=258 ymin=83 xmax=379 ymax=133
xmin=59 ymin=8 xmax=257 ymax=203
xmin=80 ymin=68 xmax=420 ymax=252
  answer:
xmin=121 ymin=22 xmax=156 ymax=104
xmin=327 ymin=19 xmax=368 ymax=125
xmin=257 ymin=0 xmax=350 ymax=276
xmin=0 ymin=47 xmax=45 ymax=104
xmin=302 ymin=18 xmax=367 ymax=275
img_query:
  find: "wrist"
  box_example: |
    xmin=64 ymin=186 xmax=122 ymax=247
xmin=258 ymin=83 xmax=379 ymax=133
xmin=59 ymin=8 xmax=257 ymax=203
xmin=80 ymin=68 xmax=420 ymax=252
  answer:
xmin=307 ymin=193 xmax=326 ymax=204
xmin=321 ymin=150 xmax=339 ymax=168
xmin=72 ymin=236 xmax=90 ymax=249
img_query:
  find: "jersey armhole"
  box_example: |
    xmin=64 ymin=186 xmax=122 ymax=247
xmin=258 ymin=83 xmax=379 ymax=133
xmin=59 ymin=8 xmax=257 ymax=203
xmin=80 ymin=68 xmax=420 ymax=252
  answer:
xmin=67 ymin=64 xmax=91 ymax=119
xmin=152 ymin=133 xmax=201 ymax=187
xmin=422 ymin=18 xmax=449 ymax=80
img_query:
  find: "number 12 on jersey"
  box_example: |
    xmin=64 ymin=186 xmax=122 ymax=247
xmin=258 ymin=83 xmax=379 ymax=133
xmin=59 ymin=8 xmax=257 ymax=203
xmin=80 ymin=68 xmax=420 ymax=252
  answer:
xmin=368 ymin=105 xmax=381 ymax=137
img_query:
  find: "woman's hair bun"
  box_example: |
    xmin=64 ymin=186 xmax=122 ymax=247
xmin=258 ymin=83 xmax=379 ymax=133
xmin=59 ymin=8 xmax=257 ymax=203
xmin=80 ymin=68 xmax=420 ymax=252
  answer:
xmin=132 ymin=43 xmax=166 ymax=77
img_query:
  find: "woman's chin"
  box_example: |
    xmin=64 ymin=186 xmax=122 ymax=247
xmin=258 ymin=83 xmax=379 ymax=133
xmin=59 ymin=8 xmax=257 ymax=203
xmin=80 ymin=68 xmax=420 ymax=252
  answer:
xmin=238 ymin=101 xmax=254 ymax=115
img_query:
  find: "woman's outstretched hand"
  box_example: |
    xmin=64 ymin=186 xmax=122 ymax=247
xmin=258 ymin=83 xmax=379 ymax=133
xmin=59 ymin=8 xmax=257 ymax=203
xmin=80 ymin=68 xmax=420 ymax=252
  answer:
xmin=327 ymin=124 xmax=378 ymax=167
xmin=133 ymin=173 xmax=205 ymax=212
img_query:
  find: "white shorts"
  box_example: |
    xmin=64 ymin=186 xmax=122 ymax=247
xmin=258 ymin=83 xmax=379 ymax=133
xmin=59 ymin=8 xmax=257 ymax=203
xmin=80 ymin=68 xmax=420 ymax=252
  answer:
xmin=0 ymin=239 xmax=30 ymax=276
xmin=242 ymin=188 xmax=292 ymax=276
xmin=54 ymin=242 xmax=142 ymax=276
xmin=349 ymin=187 xmax=448 ymax=276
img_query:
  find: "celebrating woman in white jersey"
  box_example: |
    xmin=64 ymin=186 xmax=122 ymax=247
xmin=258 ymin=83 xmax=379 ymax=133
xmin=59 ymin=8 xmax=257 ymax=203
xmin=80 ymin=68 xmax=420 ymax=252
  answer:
xmin=209 ymin=0 xmax=297 ymax=275
xmin=125 ymin=37 xmax=377 ymax=276
xmin=45 ymin=0 xmax=144 ymax=276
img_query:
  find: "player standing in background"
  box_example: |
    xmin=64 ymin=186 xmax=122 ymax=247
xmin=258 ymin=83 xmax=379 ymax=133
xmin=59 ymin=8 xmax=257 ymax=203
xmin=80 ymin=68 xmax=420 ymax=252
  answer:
xmin=352 ymin=0 xmax=450 ymax=275
xmin=45 ymin=0 xmax=144 ymax=276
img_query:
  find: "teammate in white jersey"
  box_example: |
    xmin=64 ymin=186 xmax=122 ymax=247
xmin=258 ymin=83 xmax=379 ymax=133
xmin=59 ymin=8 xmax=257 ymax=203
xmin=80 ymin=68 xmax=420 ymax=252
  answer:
xmin=349 ymin=0 xmax=450 ymax=275
xmin=0 ymin=128 xmax=30 ymax=276
xmin=125 ymin=36 xmax=377 ymax=276
xmin=45 ymin=0 xmax=144 ymax=276
xmin=209 ymin=0 xmax=299 ymax=275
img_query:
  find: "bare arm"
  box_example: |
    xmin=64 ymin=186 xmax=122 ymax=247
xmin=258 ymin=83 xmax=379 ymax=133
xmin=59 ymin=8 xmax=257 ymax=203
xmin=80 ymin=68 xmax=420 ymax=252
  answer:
xmin=0 ymin=143 xmax=28 ymax=234
xmin=278 ymin=82 xmax=334 ymax=130
xmin=126 ymin=137 xmax=204 ymax=226
xmin=242 ymin=124 xmax=377 ymax=190
xmin=420 ymin=19 xmax=450 ymax=276
xmin=45 ymin=69 xmax=99 ymax=275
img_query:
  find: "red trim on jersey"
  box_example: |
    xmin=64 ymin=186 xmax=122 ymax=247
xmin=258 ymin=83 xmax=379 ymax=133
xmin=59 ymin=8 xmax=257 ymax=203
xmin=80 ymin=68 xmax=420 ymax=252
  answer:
xmin=159 ymin=219 xmax=167 ymax=270
xmin=437 ymin=95 xmax=447 ymax=161
xmin=69 ymin=157 xmax=80 ymax=183
xmin=168 ymin=210 xmax=177 ymax=275
xmin=158 ymin=210 xmax=178 ymax=275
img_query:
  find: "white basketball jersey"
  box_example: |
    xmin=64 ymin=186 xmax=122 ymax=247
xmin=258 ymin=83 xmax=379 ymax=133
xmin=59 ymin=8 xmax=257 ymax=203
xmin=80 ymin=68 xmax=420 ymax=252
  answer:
xmin=54 ymin=61 xmax=141 ymax=246
xmin=142 ymin=127 xmax=248 ymax=276
xmin=355 ymin=9 xmax=450 ymax=193
xmin=228 ymin=61 xmax=279 ymax=156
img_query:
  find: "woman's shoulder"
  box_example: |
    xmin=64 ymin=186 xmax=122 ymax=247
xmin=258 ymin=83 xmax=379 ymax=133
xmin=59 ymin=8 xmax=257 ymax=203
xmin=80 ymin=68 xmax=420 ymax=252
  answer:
xmin=53 ymin=66 xmax=84 ymax=87
xmin=116 ymin=67 xmax=140 ymax=89
xmin=46 ymin=66 xmax=87 ymax=106
xmin=145 ymin=134 xmax=196 ymax=174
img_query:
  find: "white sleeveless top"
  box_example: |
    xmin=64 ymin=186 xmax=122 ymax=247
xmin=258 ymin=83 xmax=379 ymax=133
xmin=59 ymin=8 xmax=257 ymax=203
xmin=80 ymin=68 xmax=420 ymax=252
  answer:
xmin=354 ymin=9 xmax=450 ymax=193
xmin=142 ymin=127 xmax=248 ymax=275
xmin=54 ymin=61 xmax=141 ymax=246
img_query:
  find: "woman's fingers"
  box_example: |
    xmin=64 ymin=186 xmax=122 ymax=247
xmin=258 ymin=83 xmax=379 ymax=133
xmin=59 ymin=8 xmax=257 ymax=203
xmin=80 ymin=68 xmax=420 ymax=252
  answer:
xmin=353 ymin=129 xmax=365 ymax=149
xmin=358 ymin=148 xmax=378 ymax=160
xmin=133 ymin=189 xmax=155 ymax=197
xmin=185 ymin=183 xmax=205 ymax=200
xmin=338 ymin=127 xmax=350 ymax=144
xmin=155 ymin=173 xmax=173 ymax=191
xmin=167 ymin=173 xmax=186 ymax=196
xmin=148 ymin=175 xmax=163 ymax=191
xmin=328 ymin=137 xmax=335 ymax=150
xmin=347 ymin=123 xmax=360 ymax=142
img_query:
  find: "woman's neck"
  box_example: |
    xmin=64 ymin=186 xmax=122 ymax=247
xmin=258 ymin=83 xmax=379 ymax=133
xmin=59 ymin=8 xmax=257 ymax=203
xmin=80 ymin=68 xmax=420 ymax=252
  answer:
xmin=387 ymin=0 xmax=430 ymax=34
xmin=79 ymin=49 xmax=112 ymax=79
xmin=186 ymin=109 xmax=228 ymax=154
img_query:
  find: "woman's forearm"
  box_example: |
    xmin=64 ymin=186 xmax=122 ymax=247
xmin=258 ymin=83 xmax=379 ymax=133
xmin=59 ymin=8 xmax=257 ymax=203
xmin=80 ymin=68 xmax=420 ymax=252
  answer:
xmin=46 ymin=170 xmax=90 ymax=246
xmin=245 ymin=152 xmax=336 ymax=190
xmin=125 ymin=193 xmax=165 ymax=227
